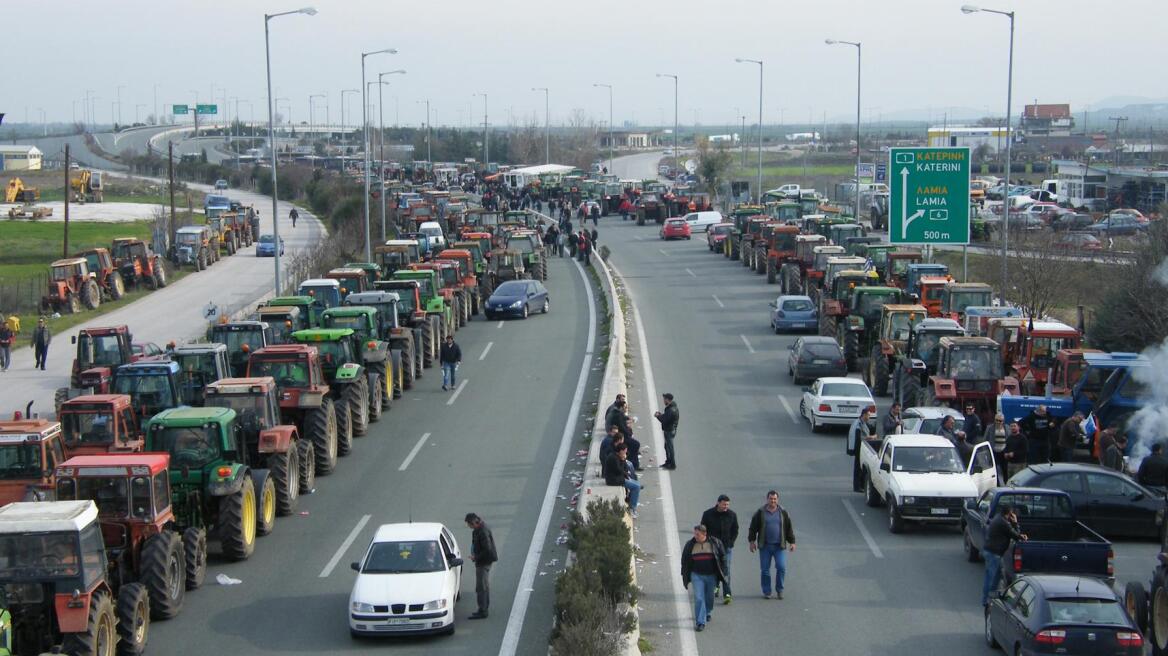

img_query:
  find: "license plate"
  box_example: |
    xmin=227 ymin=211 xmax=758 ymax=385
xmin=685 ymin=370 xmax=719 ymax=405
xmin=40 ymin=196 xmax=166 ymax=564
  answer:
xmin=930 ymin=507 xmax=948 ymax=515
xmin=388 ymin=618 xmax=412 ymax=625
xmin=813 ymin=359 xmax=830 ymax=365
xmin=839 ymin=405 xmax=858 ymax=412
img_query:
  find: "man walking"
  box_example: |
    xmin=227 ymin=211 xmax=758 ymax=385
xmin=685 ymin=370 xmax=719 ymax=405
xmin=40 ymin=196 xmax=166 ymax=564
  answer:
xmin=680 ymin=524 xmax=727 ymax=632
xmin=32 ymin=318 xmax=51 ymax=371
xmin=848 ymin=408 xmax=873 ymax=493
xmin=700 ymin=494 xmax=739 ymax=604
xmin=0 ymin=319 xmax=12 ymax=372
xmin=747 ymin=490 xmax=796 ymax=600
xmin=982 ymin=503 xmax=1026 ymax=606
xmin=290 ymin=207 xmax=299 ymax=228
xmin=439 ymin=334 xmax=461 ymax=391
xmin=655 ymin=392 xmax=679 ymax=470
xmin=464 ymin=513 xmax=497 ymax=619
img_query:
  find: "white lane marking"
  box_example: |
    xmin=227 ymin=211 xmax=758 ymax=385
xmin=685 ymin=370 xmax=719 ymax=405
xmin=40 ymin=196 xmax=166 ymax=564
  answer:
xmin=842 ymin=498 xmax=885 ymax=559
xmin=479 ymin=341 xmax=494 ymax=361
xmin=658 ymin=248 xmax=670 ymax=257
xmin=319 ymin=514 xmax=372 ymax=577
xmin=712 ymin=294 xmax=724 ymax=308
xmin=740 ymin=334 xmax=755 ymax=354
xmin=497 ymin=320 xmax=504 ymax=329
xmin=621 ymin=264 xmax=701 ymax=656
xmin=499 ymin=259 xmax=597 ymax=656
xmin=685 ymin=267 xmax=696 ymax=277
xmin=398 ymin=432 xmax=432 ymax=471
xmin=778 ymin=396 xmax=798 ymax=424
xmin=445 ymin=379 xmax=468 ymax=406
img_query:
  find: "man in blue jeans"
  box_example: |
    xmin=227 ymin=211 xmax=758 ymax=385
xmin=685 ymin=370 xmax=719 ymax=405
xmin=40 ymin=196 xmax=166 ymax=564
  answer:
xmin=982 ymin=503 xmax=1027 ymax=605
xmin=602 ymin=444 xmax=642 ymax=518
xmin=747 ymin=490 xmax=796 ymax=600
xmin=681 ymin=524 xmax=727 ymax=632
xmin=439 ymin=334 xmax=461 ymax=391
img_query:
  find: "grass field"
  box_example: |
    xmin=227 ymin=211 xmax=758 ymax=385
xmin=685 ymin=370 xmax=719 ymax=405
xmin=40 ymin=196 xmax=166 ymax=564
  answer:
xmin=0 ymin=220 xmax=155 ymax=275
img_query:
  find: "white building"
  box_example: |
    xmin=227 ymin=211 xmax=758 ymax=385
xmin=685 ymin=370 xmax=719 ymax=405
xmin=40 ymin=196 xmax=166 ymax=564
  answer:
xmin=0 ymin=145 xmax=43 ymax=171
xmin=927 ymin=127 xmax=1014 ymax=153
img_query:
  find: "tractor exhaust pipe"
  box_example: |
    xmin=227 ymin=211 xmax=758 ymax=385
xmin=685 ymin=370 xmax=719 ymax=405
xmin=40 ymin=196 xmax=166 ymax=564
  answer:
xmin=26 ymin=401 xmax=35 ymax=420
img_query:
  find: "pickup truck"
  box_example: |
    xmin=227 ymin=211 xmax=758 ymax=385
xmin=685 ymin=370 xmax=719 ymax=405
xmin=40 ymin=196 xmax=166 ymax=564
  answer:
xmin=962 ymin=487 xmax=1112 ymax=587
xmin=859 ymin=433 xmax=997 ymax=533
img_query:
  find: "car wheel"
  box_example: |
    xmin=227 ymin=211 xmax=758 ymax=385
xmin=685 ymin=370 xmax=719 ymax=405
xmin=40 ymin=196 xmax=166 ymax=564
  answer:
xmin=542 ymin=298 xmax=549 ymax=314
xmin=984 ymin=606 xmax=999 ymax=648
xmin=964 ymin=526 xmax=982 ymax=562
xmin=888 ymin=500 xmax=905 ymax=534
xmin=522 ymin=305 xmax=529 ymax=319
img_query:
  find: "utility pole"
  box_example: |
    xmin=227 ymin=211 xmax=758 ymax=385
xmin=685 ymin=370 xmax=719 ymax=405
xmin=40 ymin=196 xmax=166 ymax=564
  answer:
xmin=1109 ymin=116 xmax=1129 ymax=167
xmin=63 ymin=144 xmax=71 ymax=257
xmin=169 ymin=142 xmax=176 ymax=247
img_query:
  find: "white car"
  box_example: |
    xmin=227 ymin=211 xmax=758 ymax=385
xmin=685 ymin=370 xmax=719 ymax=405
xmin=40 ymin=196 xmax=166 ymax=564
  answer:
xmin=419 ymin=221 xmax=446 ymax=249
xmin=799 ymin=377 xmax=875 ymax=433
xmin=899 ymin=406 xmax=964 ymax=437
xmin=349 ymin=522 xmax=464 ymax=637
xmin=683 ymin=210 xmax=724 ymax=232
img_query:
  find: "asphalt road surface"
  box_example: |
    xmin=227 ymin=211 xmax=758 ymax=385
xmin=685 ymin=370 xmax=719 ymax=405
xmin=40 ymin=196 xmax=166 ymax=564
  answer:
xmin=600 ymin=216 xmax=1159 ymax=655
xmin=150 ymin=255 xmax=599 ymax=655
xmin=0 ymin=180 xmax=325 ymax=417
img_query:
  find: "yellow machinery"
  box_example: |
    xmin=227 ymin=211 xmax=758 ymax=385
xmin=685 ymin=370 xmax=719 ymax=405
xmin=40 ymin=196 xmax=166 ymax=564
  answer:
xmin=5 ymin=178 xmax=52 ymax=219
xmin=70 ymin=169 xmax=104 ymax=203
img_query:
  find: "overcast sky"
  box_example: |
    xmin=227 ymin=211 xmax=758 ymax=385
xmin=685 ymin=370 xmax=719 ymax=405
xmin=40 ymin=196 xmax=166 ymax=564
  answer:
xmin=10 ymin=0 xmax=1166 ymax=129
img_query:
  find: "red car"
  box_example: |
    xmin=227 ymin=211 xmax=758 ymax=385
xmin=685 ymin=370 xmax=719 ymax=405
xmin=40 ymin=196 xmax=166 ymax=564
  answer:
xmin=1054 ymin=232 xmax=1102 ymax=252
xmin=706 ymin=222 xmax=733 ymax=251
xmin=660 ymin=218 xmax=691 ymax=240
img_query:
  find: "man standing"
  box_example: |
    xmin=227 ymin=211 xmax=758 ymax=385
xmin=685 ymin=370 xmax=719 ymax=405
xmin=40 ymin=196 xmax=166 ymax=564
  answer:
xmin=1020 ymin=405 xmax=1054 ymax=464
xmin=962 ymin=404 xmax=983 ymax=444
xmin=848 ymin=409 xmax=873 ymax=492
xmin=1002 ymin=421 xmax=1028 ymax=479
xmin=32 ymin=318 xmax=51 ymax=371
xmin=464 ymin=513 xmax=497 ymax=620
xmin=680 ymin=524 xmax=727 ymax=632
xmin=655 ymin=393 xmax=679 ymax=470
xmin=1056 ymin=412 xmax=1084 ymax=463
xmin=938 ymin=415 xmax=960 ymax=445
xmin=603 ymin=444 xmax=642 ymax=518
xmin=1103 ymin=435 xmax=1127 ymax=472
xmin=439 ymin=334 xmax=461 ymax=391
xmin=1138 ymin=443 xmax=1168 ymax=489
xmin=981 ymin=503 xmax=1026 ymax=606
xmin=700 ymin=495 xmax=739 ymax=604
xmin=0 ymin=319 xmax=12 ymax=372
xmin=747 ymin=490 xmax=796 ymax=600
xmin=881 ymin=402 xmax=903 ymax=437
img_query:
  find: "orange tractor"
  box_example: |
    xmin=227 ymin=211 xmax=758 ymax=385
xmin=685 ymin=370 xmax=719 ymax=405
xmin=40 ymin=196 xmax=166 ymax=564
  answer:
xmin=74 ymin=247 xmax=126 ymax=302
xmin=58 ymin=394 xmax=144 ymax=458
xmin=42 ymin=257 xmax=102 ymax=314
xmin=111 ymin=237 xmax=169 ymax=289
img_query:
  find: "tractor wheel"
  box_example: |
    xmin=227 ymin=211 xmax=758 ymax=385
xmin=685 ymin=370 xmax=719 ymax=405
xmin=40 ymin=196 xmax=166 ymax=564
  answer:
xmin=870 ymin=346 xmax=890 ymax=397
xmin=390 ymin=351 xmax=403 ymax=400
xmin=309 ymin=397 xmax=338 ymax=475
xmin=62 ymin=589 xmax=116 ymax=656
xmin=923 ymin=385 xmax=940 ymax=408
xmin=253 ymin=470 xmax=276 ymax=536
xmin=108 ymin=272 xmax=126 ymax=300
xmin=424 ymin=317 xmax=439 ymax=367
xmin=844 ymin=331 xmax=860 ymax=372
xmin=756 ymin=253 xmax=766 ymax=275
xmin=139 ymin=531 xmax=185 ymax=619
xmin=818 ymin=315 xmax=832 ymax=338
xmin=789 ymin=274 xmax=803 ymax=296
xmin=196 ymin=250 xmax=205 ymax=271
xmin=401 ymin=345 xmax=415 ymax=390
xmin=766 ymin=259 xmax=777 ymax=284
xmin=219 ymin=474 xmax=257 ymax=560
xmin=155 ymin=262 xmax=168 ymax=288
xmin=144 ymin=268 xmax=157 ymax=290
xmin=66 ymin=291 xmax=82 ymax=314
xmin=55 ymin=387 xmax=70 ymax=417
xmin=1125 ymin=581 xmax=1149 ymax=636
xmin=115 ymin=582 xmax=150 ymax=656
xmin=182 ymin=528 xmax=207 ymax=590
xmin=297 ymin=439 xmax=316 ymax=493
xmin=335 ymin=395 xmax=354 ymax=456
xmin=899 ymin=372 xmax=922 ymax=408
xmin=1151 ymin=568 xmax=1168 ymax=655
xmin=367 ymin=373 xmax=383 ymax=422
xmin=270 ymin=445 xmax=299 ymax=516
xmin=369 ymin=360 xmax=389 ymax=404
xmin=227 ymin=239 xmax=236 ymax=256
xmin=347 ymin=377 xmax=370 ymax=437
xmin=82 ymin=279 xmax=101 ymax=310
xmin=456 ymin=296 xmax=467 ymax=327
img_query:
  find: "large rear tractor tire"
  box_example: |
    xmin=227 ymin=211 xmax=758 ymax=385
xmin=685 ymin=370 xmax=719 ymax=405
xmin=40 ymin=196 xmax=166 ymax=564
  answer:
xmin=254 ymin=470 xmax=276 ymax=536
xmin=182 ymin=528 xmax=207 ymax=590
xmin=1125 ymin=581 xmax=1149 ymax=636
xmin=401 ymin=345 xmax=415 ymax=390
xmin=366 ymin=372 xmax=383 ymax=422
xmin=115 ymin=582 xmax=150 ymax=656
xmin=297 ymin=439 xmax=316 ymax=493
xmin=422 ymin=321 xmax=435 ymax=368
xmin=220 ymin=474 xmax=257 ymax=561
xmin=55 ymin=387 xmax=70 ymax=418
xmin=82 ymin=279 xmax=101 ymax=310
xmin=63 ymin=589 xmax=116 ymax=656
xmin=140 ymin=531 xmax=185 ymax=620
xmin=270 ymin=445 xmax=299 ymax=516
xmin=335 ymin=395 xmax=353 ymax=456
xmin=108 ymin=272 xmax=126 ymax=300
xmin=869 ymin=346 xmax=890 ymax=397
xmin=766 ymin=259 xmax=777 ymax=284
xmin=1151 ymin=569 xmax=1168 ymax=655
xmin=347 ymin=377 xmax=370 ymax=437
xmin=154 ymin=260 xmax=168 ymax=288
xmin=390 ymin=351 xmax=403 ymax=400
xmin=898 ymin=372 xmax=922 ymax=409
xmin=844 ymin=331 xmax=860 ymax=372
xmin=308 ymin=398 xmax=338 ymax=475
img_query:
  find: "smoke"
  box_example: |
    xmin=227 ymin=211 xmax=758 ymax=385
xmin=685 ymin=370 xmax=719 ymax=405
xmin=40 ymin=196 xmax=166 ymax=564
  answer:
xmin=1126 ymin=307 xmax=1168 ymax=472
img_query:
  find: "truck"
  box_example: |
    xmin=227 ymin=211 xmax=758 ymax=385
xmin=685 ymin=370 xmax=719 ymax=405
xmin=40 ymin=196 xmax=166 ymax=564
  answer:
xmin=961 ymin=487 xmax=1112 ymax=587
xmin=858 ymin=433 xmax=995 ymax=533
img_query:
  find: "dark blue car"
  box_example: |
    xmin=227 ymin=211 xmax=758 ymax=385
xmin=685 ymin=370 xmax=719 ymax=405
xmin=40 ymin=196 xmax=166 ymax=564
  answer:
xmin=986 ymin=574 xmax=1143 ymax=655
xmin=484 ymin=280 xmax=549 ymax=320
xmin=256 ymin=234 xmax=284 ymax=257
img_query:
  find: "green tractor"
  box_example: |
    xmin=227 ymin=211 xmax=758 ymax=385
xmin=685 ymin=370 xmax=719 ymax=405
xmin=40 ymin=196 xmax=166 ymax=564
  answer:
xmin=322 ymin=305 xmax=400 ymax=405
xmin=145 ymin=407 xmax=274 ymax=561
xmin=291 ymin=329 xmax=373 ymax=456
xmin=864 ymin=304 xmax=928 ymax=397
xmin=255 ymin=296 xmax=320 ymax=343
xmin=836 ymin=286 xmax=910 ymax=373
xmin=392 ymin=269 xmax=455 ymax=341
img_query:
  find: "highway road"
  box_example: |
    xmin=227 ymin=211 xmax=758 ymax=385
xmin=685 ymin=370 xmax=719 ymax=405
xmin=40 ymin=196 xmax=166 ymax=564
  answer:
xmin=599 ymin=217 xmax=1159 ymax=655
xmin=0 ymin=180 xmax=325 ymax=418
xmin=150 ymin=254 xmax=600 ymax=655
xmin=609 ymin=150 xmax=667 ymax=181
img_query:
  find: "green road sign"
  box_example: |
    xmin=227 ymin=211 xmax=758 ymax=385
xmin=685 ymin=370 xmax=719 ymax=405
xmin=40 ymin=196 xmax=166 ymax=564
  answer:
xmin=172 ymin=105 xmax=189 ymax=115
xmin=888 ymin=147 xmax=971 ymax=245
xmin=195 ymin=104 xmax=218 ymax=115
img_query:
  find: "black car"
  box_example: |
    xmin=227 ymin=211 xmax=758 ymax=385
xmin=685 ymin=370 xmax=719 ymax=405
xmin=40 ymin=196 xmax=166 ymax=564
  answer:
xmin=484 ymin=280 xmax=549 ymax=320
xmin=986 ymin=574 xmax=1144 ymax=655
xmin=1008 ymin=463 xmax=1166 ymax=539
xmin=787 ymin=336 xmax=847 ymax=385
xmin=1051 ymin=212 xmax=1094 ymax=232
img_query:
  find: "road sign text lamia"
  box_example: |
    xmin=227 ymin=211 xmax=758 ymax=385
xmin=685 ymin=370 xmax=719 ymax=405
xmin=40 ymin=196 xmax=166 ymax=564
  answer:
xmin=888 ymin=147 xmax=971 ymax=245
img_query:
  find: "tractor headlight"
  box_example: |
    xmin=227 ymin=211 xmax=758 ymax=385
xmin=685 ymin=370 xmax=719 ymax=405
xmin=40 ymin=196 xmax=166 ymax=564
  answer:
xmin=422 ymin=598 xmax=448 ymax=611
xmin=351 ymin=601 xmax=376 ymax=613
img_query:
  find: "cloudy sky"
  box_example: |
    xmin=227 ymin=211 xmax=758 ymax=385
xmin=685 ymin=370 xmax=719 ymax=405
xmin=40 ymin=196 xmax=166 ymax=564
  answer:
xmin=9 ymin=0 xmax=1166 ymax=129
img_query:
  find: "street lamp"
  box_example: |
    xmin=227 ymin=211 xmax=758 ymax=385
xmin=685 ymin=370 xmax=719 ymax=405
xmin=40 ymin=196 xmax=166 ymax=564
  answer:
xmin=962 ymin=4 xmax=1015 ymax=299
xmin=473 ymin=93 xmax=489 ymax=166
xmin=735 ymin=58 xmax=764 ymax=202
xmin=656 ymin=74 xmax=678 ymax=175
xmin=531 ymin=87 xmax=549 ymax=164
xmin=309 ymin=93 xmax=326 ymax=155
xmin=377 ymin=70 xmax=406 ymax=241
xmin=264 ymin=5 xmax=317 ymax=294
xmin=341 ymin=88 xmax=359 ymax=154
xmin=593 ymin=84 xmax=613 ymax=173
xmin=361 ymin=47 xmax=398 ymax=262
xmin=824 ymin=40 xmax=861 ymax=224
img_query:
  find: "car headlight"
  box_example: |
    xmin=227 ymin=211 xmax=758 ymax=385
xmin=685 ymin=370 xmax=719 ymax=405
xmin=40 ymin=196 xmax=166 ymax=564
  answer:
xmin=351 ymin=601 xmax=376 ymax=613
xmin=422 ymin=598 xmax=448 ymax=611
xmin=511 ymin=300 xmax=524 ymax=308
xmin=901 ymin=496 xmax=915 ymax=505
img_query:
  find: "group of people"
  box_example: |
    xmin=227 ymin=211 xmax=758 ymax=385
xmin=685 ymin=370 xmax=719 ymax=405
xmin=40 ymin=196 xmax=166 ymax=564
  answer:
xmin=0 ymin=314 xmax=49 ymax=372
xmin=599 ymin=392 xmax=680 ymax=518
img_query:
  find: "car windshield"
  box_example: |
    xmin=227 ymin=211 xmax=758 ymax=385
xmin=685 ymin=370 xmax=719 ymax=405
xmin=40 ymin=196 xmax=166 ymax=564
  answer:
xmin=68 ymin=477 xmax=132 ymax=517
xmin=904 ymin=417 xmax=947 ymax=436
xmin=949 ymin=348 xmax=1002 ymax=379
xmin=712 ymin=225 xmax=730 ymax=235
xmin=250 ymin=359 xmax=310 ymax=388
xmin=153 ymin=425 xmax=220 ymax=469
xmin=0 ymin=533 xmax=81 ymax=579
xmin=996 ymin=493 xmax=1074 ymax=519
xmin=887 ymin=313 xmax=919 ymax=341
xmin=804 ymin=343 xmax=842 ymax=358
xmin=494 ymin=281 xmax=529 ymax=296
xmin=326 ymin=315 xmax=367 ymax=334
xmin=439 ymin=268 xmax=458 ymax=286
xmin=259 ymin=235 xmax=275 ymax=244
xmin=299 ymin=286 xmax=340 ymax=309
xmin=820 ymin=383 xmax=868 ymax=398
xmin=314 ymin=340 xmax=352 ymax=367
xmin=362 ymin=540 xmax=446 ymax=574
xmin=508 ymin=239 xmax=534 ymax=254
xmin=781 ymin=299 xmax=814 ymax=312
xmin=61 ymin=411 xmax=116 ymax=446
xmin=215 ymin=328 xmax=266 ymax=357
xmin=891 ymin=258 xmax=914 ymax=275
xmin=914 ymin=333 xmax=944 ymax=366
xmin=776 ymin=233 xmax=797 ymax=250
xmin=1046 ymin=599 xmax=1129 ymax=626
xmin=177 ymin=233 xmax=199 ymax=245
xmin=176 ymin=353 xmax=219 ymax=383
xmin=893 ymin=446 xmax=963 ymax=473
xmin=78 ymin=333 xmax=124 ymax=367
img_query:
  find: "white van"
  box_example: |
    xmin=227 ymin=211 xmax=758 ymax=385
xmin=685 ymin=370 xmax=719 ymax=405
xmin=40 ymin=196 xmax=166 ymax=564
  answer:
xmin=419 ymin=221 xmax=446 ymax=248
xmin=683 ymin=210 xmax=725 ymax=232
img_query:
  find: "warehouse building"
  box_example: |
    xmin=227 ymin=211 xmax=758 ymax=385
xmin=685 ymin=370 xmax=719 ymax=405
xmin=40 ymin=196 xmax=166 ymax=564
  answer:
xmin=0 ymin=145 xmax=43 ymax=171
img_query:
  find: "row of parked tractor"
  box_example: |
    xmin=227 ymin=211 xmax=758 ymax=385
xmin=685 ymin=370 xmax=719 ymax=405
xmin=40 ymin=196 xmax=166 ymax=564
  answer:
xmin=0 ymin=208 xmax=554 ymax=655
xmin=704 ymin=198 xmax=1147 ymax=449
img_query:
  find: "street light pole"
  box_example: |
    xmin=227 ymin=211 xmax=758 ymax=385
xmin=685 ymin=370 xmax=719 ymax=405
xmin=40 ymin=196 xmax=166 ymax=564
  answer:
xmin=825 ymin=41 xmax=861 ymax=222
xmin=594 ymin=83 xmax=613 ymax=173
xmin=656 ymin=74 xmax=678 ymax=177
xmin=376 ymin=70 xmax=405 ymax=241
xmin=417 ymin=100 xmax=432 ymax=164
xmin=341 ymin=88 xmax=359 ymax=156
xmin=735 ymin=58 xmax=764 ymax=202
xmin=963 ymin=4 xmax=1015 ymax=299
xmin=473 ymin=93 xmax=489 ymax=166
xmin=361 ymin=47 xmax=398 ymax=262
xmin=264 ymin=6 xmax=317 ymax=295
xmin=532 ymin=88 xmax=549 ymax=164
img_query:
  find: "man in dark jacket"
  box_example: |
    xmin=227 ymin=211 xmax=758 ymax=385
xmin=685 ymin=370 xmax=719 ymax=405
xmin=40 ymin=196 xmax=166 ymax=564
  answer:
xmin=439 ymin=334 xmax=461 ymax=391
xmin=598 ymin=426 xmax=624 ymax=466
xmin=981 ymin=503 xmax=1027 ymax=606
xmin=680 ymin=524 xmax=727 ymax=632
xmin=1103 ymin=435 xmax=1127 ymax=472
xmin=1020 ymin=405 xmax=1055 ymax=464
xmin=881 ymin=402 xmax=903 ymax=437
xmin=0 ymin=321 xmax=12 ymax=372
xmin=464 ymin=513 xmax=498 ymax=619
xmin=31 ymin=318 xmax=51 ymax=371
xmin=962 ymin=404 xmax=983 ymax=445
xmin=1002 ymin=421 xmax=1028 ymax=479
xmin=1056 ymin=412 xmax=1084 ymax=462
xmin=1138 ymin=443 xmax=1168 ymax=489
xmin=655 ymin=393 xmax=679 ymax=470
xmin=747 ymin=490 xmax=796 ymax=600
xmin=603 ymin=444 xmax=641 ymax=516
xmin=848 ymin=409 xmax=873 ymax=492
xmin=604 ymin=395 xmax=627 ymax=432
xmin=700 ymin=495 xmax=739 ymax=603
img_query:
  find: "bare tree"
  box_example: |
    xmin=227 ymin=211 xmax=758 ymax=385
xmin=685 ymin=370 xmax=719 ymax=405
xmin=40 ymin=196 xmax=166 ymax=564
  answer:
xmin=1007 ymin=232 xmax=1081 ymax=318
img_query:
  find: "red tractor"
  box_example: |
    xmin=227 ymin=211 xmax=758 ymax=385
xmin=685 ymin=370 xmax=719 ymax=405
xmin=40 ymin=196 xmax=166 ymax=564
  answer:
xmin=435 ymin=248 xmax=483 ymax=316
xmin=778 ymin=234 xmax=827 ymax=295
xmin=763 ymin=224 xmax=801 ymax=285
xmin=74 ymin=247 xmax=126 ymax=302
xmin=55 ymin=325 xmax=136 ymax=412
xmin=247 ymin=345 xmax=339 ymax=476
xmin=0 ymin=418 xmax=67 ymax=505
xmin=58 ymin=394 xmax=144 ymax=458
xmin=111 ymin=237 xmax=169 ymax=290
xmin=42 ymin=257 xmax=102 ymax=314
xmin=922 ymin=336 xmax=1020 ymax=421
